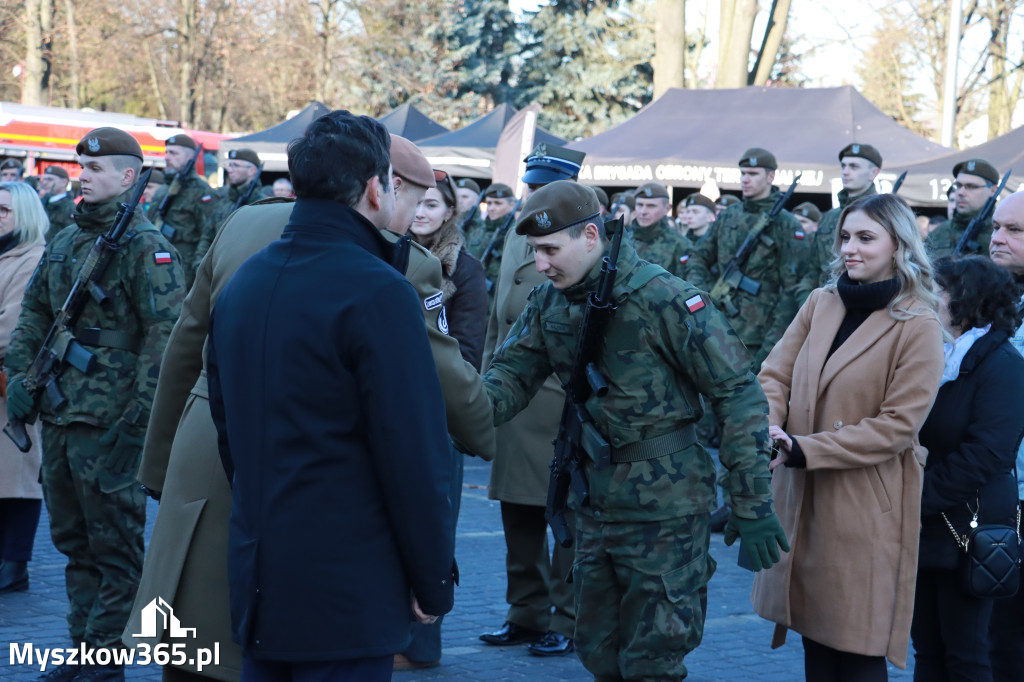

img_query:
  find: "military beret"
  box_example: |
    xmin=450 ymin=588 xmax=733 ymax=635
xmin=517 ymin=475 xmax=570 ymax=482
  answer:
xmin=838 ymin=143 xmax=882 ymax=168
xmin=76 ymin=127 xmax=143 ymax=161
xmin=455 ymin=178 xmax=480 ymax=194
xmin=389 ymin=135 xmax=435 ymax=189
xmin=484 ymin=183 xmax=514 ymax=199
xmin=516 ymin=181 xmax=601 ymax=237
xmin=44 ymin=166 xmax=69 ymax=181
xmin=952 ymin=158 xmax=999 ymax=185
xmin=227 ymin=148 xmax=261 ymax=167
xmin=738 ymin=147 xmax=777 ymax=170
xmin=793 ymin=202 xmax=822 ymax=222
xmin=522 ymin=143 xmax=586 ymax=185
xmin=684 ymin=193 xmax=716 ymax=212
xmin=592 ymin=187 xmax=609 ymax=210
xmin=716 ymin=194 xmax=741 ymax=208
xmin=635 ymin=182 xmax=669 ymax=200
xmin=611 ymin=191 xmax=635 ymax=210
xmin=148 ymin=169 xmax=166 ymax=185
xmin=165 ymin=134 xmax=198 ymax=150
xmin=0 ymin=159 xmax=23 ymax=172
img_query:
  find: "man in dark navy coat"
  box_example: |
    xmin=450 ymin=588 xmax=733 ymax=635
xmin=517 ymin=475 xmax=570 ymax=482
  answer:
xmin=207 ymin=110 xmax=456 ymax=682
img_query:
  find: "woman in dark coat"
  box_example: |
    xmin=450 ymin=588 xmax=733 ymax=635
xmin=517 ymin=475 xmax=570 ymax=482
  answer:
xmin=912 ymin=256 xmax=1024 ymax=682
xmin=410 ymin=170 xmax=488 ymax=369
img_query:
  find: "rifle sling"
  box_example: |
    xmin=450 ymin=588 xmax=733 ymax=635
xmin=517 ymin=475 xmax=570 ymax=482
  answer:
xmin=73 ymin=327 xmax=142 ymax=355
xmin=612 ymin=424 xmax=697 ymax=463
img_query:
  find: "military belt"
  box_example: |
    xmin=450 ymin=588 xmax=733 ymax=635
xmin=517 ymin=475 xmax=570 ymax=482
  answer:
xmin=73 ymin=327 xmax=142 ymax=355
xmin=611 ymin=424 xmax=698 ymax=463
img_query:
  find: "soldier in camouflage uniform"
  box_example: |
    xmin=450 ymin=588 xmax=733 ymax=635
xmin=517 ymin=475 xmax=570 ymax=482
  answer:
xmin=687 ymin=148 xmax=802 ymax=370
xmin=925 ymin=158 xmax=1001 ymax=259
xmin=467 ymin=183 xmax=517 ymax=306
xmin=680 ymin=193 xmax=717 ymax=245
xmin=37 ymin=166 xmax=77 ymax=241
xmin=629 ymin=182 xmax=692 ymax=278
xmin=146 ymin=134 xmax=218 ymax=287
xmin=796 ymin=143 xmax=882 ymax=304
xmin=483 ymin=181 xmax=788 ymax=681
xmin=4 ymin=128 xmax=186 ymax=682
xmin=454 ymin=177 xmax=484 ymax=233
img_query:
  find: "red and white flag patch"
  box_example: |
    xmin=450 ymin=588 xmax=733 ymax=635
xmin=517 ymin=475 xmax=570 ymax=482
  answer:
xmin=795 ymin=230 xmax=806 ymax=240
xmin=685 ymin=295 xmax=705 ymax=313
xmin=679 ymin=254 xmax=690 ymax=265
xmin=154 ymin=252 xmax=173 ymax=264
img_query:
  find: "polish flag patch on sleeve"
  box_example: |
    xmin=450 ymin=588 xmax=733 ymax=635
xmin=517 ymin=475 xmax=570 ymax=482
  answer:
xmin=679 ymin=254 xmax=690 ymax=265
xmin=154 ymin=252 xmax=173 ymax=264
xmin=685 ymin=294 xmax=705 ymax=313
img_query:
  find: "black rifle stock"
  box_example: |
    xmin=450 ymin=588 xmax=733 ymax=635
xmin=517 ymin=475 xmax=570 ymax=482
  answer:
xmin=708 ymin=174 xmax=801 ymax=316
xmin=891 ymin=170 xmax=907 ymax=194
xmin=545 ymin=218 xmax=624 ymax=548
xmin=481 ymin=198 xmax=523 ymax=292
xmin=4 ymin=169 xmax=152 ymax=452
xmin=233 ymin=162 xmax=264 ymax=212
xmin=154 ymin=143 xmax=204 ymax=241
xmin=458 ymin=189 xmax=486 ymax=230
xmin=953 ymin=169 xmax=1012 ymax=256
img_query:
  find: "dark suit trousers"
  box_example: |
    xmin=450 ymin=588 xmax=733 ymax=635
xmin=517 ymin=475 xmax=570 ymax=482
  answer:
xmin=501 ymin=501 xmax=575 ymax=637
xmin=0 ymin=498 xmax=41 ymax=561
xmin=990 ymin=502 xmax=1024 ymax=682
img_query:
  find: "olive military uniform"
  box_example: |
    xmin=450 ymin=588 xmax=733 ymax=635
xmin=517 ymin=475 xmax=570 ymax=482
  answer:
xmin=5 ymin=192 xmax=186 ymax=649
xmin=686 ymin=188 xmax=802 ymax=369
xmin=629 ymin=216 xmax=693 ymax=279
xmin=146 ymin=172 xmax=218 ymax=286
xmin=925 ymin=211 xmax=993 ymax=259
xmin=484 ymin=234 xmax=776 ymax=680
xmin=43 ymin=194 xmax=78 ymax=242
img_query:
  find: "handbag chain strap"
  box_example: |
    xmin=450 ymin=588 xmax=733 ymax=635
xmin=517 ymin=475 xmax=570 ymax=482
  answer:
xmin=941 ymin=498 xmax=1022 ymax=553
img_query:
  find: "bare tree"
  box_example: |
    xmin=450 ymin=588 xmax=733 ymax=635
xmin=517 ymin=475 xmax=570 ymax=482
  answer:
xmin=653 ymin=0 xmax=685 ymax=98
xmin=22 ymin=0 xmax=54 ymax=105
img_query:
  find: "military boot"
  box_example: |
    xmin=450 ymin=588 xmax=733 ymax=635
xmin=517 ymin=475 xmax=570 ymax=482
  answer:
xmin=72 ymin=663 xmax=124 ymax=682
xmin=0 ymin=559 xmax=28 ymax=592
xmin=36 ymin=663 xmax=80 ymax=681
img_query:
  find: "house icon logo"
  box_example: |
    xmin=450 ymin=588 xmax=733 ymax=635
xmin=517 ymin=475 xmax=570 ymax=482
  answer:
xmin=132 ymin=597 xmax=197 ymax=639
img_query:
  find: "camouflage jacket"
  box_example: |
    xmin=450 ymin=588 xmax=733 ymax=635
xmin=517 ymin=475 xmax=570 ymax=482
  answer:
xmin=459 ymin=211 xmax=485 ymax=247
xmin=146 ymin=172 xmax=218 ymax=283
xmin=628 ymin=216 xmax=693 ymax=279
xmin=6 ymin=194 xmax=186 ymax=431
xmin=483 ymin=238 xmax=775 ymax=522
xmin=796 ymin=185 xmax=877 ymax=304
xmin=43 ymin=194 xmax=77 ymax=242
xmin=925 ymin=210 xmax=992 ymax=259
xmin=685 ymin=188 xmax=802 ymax=367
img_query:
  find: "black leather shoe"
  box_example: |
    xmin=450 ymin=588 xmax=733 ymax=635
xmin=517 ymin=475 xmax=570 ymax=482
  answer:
xmin=0 ymin=560 xmax=28 ymax=593
xmin=36 ymin=663 xmax=80 ymax=681
xmin=527 ymin=631 xmax=574 ymax=656
xmin=709 ymin=504 xmax=731 ymax=533
xmin=479 ymin=621 xmax=544 ymax=646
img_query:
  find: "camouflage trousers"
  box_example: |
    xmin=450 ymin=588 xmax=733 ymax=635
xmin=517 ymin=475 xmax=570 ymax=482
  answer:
xmin=41 ymin=421 xmax=146 ymax=648
xmin=573 ymin=512 xmax=715 ymax=682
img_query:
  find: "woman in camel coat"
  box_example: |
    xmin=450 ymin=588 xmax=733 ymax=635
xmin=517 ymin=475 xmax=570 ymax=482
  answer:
xmin=753 ymin=193 xmax=945 ymax=680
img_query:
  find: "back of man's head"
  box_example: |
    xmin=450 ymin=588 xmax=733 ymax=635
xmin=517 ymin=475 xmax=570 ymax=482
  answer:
xmin=287 ymin=110 xmax=390 ymax=207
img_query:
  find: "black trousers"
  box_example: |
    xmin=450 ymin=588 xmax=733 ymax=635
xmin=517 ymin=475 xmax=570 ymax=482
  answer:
xmin=0 ymin=498 xmax=42 ymax=561
xmin=990 ymin=502 xmax=1024 ymax=682
xmin=911 ymin=566 xmax=994 ymax=682
xmin=802 ymin=637 xmax=887 ymax=682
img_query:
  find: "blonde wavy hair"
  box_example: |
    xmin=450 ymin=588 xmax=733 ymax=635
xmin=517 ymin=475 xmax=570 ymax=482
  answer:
xmin=826 ymin=193 xmax=940 ymax=321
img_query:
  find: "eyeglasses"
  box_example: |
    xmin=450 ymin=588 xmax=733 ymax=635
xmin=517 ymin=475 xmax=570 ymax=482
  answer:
xmin=0 ymin=206 xmax=12 ymax=219
xmin=953 ymin=182 xmax=993 ymax=192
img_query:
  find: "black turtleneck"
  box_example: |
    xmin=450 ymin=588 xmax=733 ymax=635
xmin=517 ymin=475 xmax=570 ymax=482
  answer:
xmin=827 ymin=273 xmax=900 ymax=360
xmin=0 ymin=232 xmax=16 ymax=256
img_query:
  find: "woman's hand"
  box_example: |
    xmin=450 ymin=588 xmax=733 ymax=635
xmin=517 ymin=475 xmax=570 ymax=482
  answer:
xmin=768 ymin=425 xmax=792 ymax=472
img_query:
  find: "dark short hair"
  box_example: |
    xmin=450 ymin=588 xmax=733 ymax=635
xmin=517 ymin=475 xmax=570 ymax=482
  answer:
xmin=934 ymin=256 xmax=1023 ymax=334
xmin=287 ymin=110 xmax=390 ymax=207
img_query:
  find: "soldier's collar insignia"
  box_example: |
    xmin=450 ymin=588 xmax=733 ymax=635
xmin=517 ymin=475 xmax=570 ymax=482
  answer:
xmin=87 ymin=138 xmax=100 ymax=153
xmin=535 ymin=211 xmax=552 ymax=231
xmin=967 ymin=161 xmax=976 ymax=172
xmin=852 ymin=144 xmax=860 ymax=154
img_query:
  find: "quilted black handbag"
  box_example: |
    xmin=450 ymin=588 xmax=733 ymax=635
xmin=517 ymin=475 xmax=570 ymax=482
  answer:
xmin=944 ymin=502 xmax=1021 ymax=599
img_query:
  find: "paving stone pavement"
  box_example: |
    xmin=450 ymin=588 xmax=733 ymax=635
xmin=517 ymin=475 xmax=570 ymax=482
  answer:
xmin=1 ymin=455 xmax=916 ymax=681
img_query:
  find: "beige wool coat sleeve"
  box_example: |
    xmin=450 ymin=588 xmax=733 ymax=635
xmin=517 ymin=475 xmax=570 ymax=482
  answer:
xmin=753 ymin=287 xmax=944 ymax=669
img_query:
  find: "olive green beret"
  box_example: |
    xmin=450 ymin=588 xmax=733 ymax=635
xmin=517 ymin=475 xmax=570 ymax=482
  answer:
xmin=716 ymin=194 xmax=741 ymax=208
xmin=148 ymin=169 xmax=166 ymax=185
xmin=952 ymin=158 xmax=999 ymax=185
xmin=838 ymin=143 xmax=882 ymax=168
xmin=76 ymin=127 xmax=143 ymax=161
xmin=738 ymin=147 xmax=777 ymax=170
xmin=484 ymin=183 xmax=514 ymax=199
xmin=165 ymin=134 xmax=198 ymax=150
xmin=793 ymin=202 xmax=822 ymax=222
xmin=0 ymin=159 xmax=23 ymax=172
xmin=684 ymin=193 xmax=716 ymax=212
xmin=227 ymin=148 xmax=261 ymax=167
xmin=635 ymin=182 xmax=669 ymax=200
xmin=611 ymin=191 xmax=635 ymax=210
xmin=44 ymin=166 xmax=69 ymax=181
xmin=592 ymin=187 xmax=609 ymax=210
xmin=455 ymin=178 xmax=481 ymax=194
xmin=516 ymin=181 xmax=601 ymax=237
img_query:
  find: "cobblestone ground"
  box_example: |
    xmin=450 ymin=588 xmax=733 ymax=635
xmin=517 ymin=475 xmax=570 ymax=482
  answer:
xmin=1 ymin=455 xmax=916 ymax=681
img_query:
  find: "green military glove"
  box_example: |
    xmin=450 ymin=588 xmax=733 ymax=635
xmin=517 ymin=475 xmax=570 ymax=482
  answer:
xmin=5 ymin=378 xmax=34 ymax=421
xmin=723 ymin=512 xmax=790 ymax=572
xmin=98 ymin=420 xmax=146 ymax=475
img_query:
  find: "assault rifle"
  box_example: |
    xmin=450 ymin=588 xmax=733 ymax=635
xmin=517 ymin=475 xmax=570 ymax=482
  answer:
xmin=154 ymin=143 xmax=204 ymax=241
xmin=4 ymin=170 xmax=152 ymax=453
xmin=232 ymin=162 xmax=265 ymax=212
xmin=709 ymin=174 xmax=801 ymax=317
xmin=545 ymin=218 xmax=625 ymax=548
xmin=953 ymin=168 xmax=1012 ymax=256
xmin=891 ymin=171 xmax=907 ymax=194
xmin=481 ymin=198 xmax=523 ymax=292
